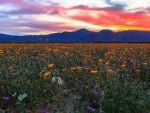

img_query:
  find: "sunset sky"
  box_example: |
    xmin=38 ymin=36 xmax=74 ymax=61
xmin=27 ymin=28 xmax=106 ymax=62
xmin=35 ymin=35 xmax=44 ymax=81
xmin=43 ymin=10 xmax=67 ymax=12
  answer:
xmin=0 ymin=0 xmax=150 ymax=35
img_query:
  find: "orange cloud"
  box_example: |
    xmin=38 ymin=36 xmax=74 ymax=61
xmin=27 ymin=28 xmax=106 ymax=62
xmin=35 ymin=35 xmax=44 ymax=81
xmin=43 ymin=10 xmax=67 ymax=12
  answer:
xmin=67 ymin=6 xmax=150 ymax=31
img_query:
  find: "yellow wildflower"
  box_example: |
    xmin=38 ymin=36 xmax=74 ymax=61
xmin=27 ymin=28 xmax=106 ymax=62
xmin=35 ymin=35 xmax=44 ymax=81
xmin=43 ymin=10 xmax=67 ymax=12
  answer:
xmin=48 ymin=63 xmax=54 ymax=68
xmin=90 ymin=69 xmax=98 ymax=75
xmin=44 ymin=71 xmax=51 ymax=77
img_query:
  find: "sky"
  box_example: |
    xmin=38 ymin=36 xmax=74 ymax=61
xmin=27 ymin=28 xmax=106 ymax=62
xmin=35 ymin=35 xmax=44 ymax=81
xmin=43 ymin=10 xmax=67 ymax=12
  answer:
xmin=0 ymin=0 xmax=150 ymax=35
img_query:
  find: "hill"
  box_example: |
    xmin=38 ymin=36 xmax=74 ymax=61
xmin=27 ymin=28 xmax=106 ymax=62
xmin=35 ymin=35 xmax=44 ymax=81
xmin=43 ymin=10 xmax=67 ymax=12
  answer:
xmin=0 ymin=29 xmax=150 ymax=43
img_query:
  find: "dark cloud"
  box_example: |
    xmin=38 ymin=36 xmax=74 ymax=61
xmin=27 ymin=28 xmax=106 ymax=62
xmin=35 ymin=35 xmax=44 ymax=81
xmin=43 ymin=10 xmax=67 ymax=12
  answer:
xmin=133 ymin=7 xmax=150 ymax=14
xmin=105 ymin=0 xmax=126 ymax=10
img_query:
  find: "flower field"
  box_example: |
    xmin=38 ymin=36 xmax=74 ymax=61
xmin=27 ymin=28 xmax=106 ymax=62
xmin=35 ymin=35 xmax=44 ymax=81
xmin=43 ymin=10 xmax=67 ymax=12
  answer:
xmin=0 ymin=43 xmax=150 ymax=113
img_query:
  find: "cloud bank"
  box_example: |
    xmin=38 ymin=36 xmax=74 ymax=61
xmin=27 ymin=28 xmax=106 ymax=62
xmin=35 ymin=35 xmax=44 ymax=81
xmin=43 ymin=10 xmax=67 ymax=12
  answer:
xmin=0 ymin=0 xmax=150 ymax=35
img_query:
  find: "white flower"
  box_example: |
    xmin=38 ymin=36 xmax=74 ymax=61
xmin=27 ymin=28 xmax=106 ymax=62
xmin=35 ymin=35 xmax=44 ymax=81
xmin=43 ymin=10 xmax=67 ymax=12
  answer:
xmin=52 ymin=77 xmax=56 ymax=83
xmin=18 ymin=93 xmax=28 ymax=101
xmin=12 ymin=92 xmax=17 ymax=97
xmin=51 ymin=77 xmax=63 ymax=86
xmin=101 ymin=91 xmax=105 ymax=97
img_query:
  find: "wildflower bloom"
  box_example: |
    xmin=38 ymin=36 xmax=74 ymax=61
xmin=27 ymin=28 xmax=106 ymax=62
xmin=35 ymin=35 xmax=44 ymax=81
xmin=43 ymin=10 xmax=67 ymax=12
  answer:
xmin=86 ymin=106 xmax=94 ymax=112
xmin=44 ymin=71 xmax=51 ymax=77
xmin=98 ymin=59 xmax=103 ymax=64
xmin=77 ymin=66 xmax=82 ymax=71
xmin=38 ymin=108 xmax=51 ymax=113
xmin=18 ymin=93 xmax=28 ymax=101
xmin=92 ymin=99 xmax=97 ymax=104
xmin=95 ymin=87 xmax=102 ymax=94
xmin=64 ymin=51 xmax=69 ymax=56
xmin=51 ymin=77 xmax=63 ymax=86
xmin=47 ymin=63 xmax=54 ymax=68
xmin=8 ymin=65 xmax=14 ymax=70
xmin=0 ymin=49 xmax=4 ymax=56
xmin=83 ymin=58 xmax=88 ymax=63
xmin=142 ymin=62 xmax=148 ymax=65
xmin=121 ymin=64 xmax=126 ymax=68
xmin=135 ymin=69 xmax=140 ymax=73
xmin=12 ymin=92 xmax=17 ymax=97
xmin=105 ymin=61 xmax=109 ymax=65
xmin=95 ymin=108 xmax=101 ymax=113
xmin=107 ymin=69 xmax=113 ymax=74
xmin=61 ymin=68 xmax=66 ymax=72
xmin=130 ymin=59 xmax=134 ymax=63
xmin=2 ymin=96 xmax=10 ymax=101
xmin=135 ymin=69 xmax=141 ymax=77
xmin=70 ymin=67 xmax=76 ymax=72
xmin=90 ymin=69 xmax=98 ymax=75
xmin=48 ymin=48 xmax=51 ymax=52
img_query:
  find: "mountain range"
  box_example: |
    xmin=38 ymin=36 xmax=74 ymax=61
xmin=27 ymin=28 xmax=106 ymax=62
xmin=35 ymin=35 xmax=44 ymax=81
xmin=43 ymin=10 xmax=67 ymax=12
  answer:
xmin=0 ymin=29 xmax=150 ymax=43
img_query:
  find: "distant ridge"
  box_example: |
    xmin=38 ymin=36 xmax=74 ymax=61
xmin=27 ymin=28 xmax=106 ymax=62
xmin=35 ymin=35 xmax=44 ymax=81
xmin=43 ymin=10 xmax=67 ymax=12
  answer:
xmin=0 ymin=29 xmax=150 ymax=43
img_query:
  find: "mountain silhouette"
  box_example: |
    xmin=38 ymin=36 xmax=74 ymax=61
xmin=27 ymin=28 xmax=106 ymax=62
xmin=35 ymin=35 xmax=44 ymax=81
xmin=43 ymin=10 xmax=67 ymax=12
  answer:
xmin=0 ymin=29 xmax=150 ymax=43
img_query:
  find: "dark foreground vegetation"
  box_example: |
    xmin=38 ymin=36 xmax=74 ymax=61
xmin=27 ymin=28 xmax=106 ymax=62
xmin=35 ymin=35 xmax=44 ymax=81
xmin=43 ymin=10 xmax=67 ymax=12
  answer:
xmin=0 ymin=43 xmax=150 ymax=113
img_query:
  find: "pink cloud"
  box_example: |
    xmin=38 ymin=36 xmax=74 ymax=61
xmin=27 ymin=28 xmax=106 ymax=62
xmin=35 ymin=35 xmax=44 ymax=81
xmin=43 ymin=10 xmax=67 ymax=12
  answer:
xmin=66 ymin=5 xmax=150 ymax=31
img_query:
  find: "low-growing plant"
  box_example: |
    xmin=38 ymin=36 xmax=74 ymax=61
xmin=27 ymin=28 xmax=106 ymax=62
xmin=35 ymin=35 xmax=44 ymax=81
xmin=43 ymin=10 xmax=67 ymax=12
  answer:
xmin=0 ymin=44 xmax=150 ymax=113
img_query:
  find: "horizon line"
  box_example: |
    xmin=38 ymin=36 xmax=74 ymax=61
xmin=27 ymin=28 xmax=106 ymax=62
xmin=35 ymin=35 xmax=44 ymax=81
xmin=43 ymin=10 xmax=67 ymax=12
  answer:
xmin=1 ymin=28 xmax=150 ymax=36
